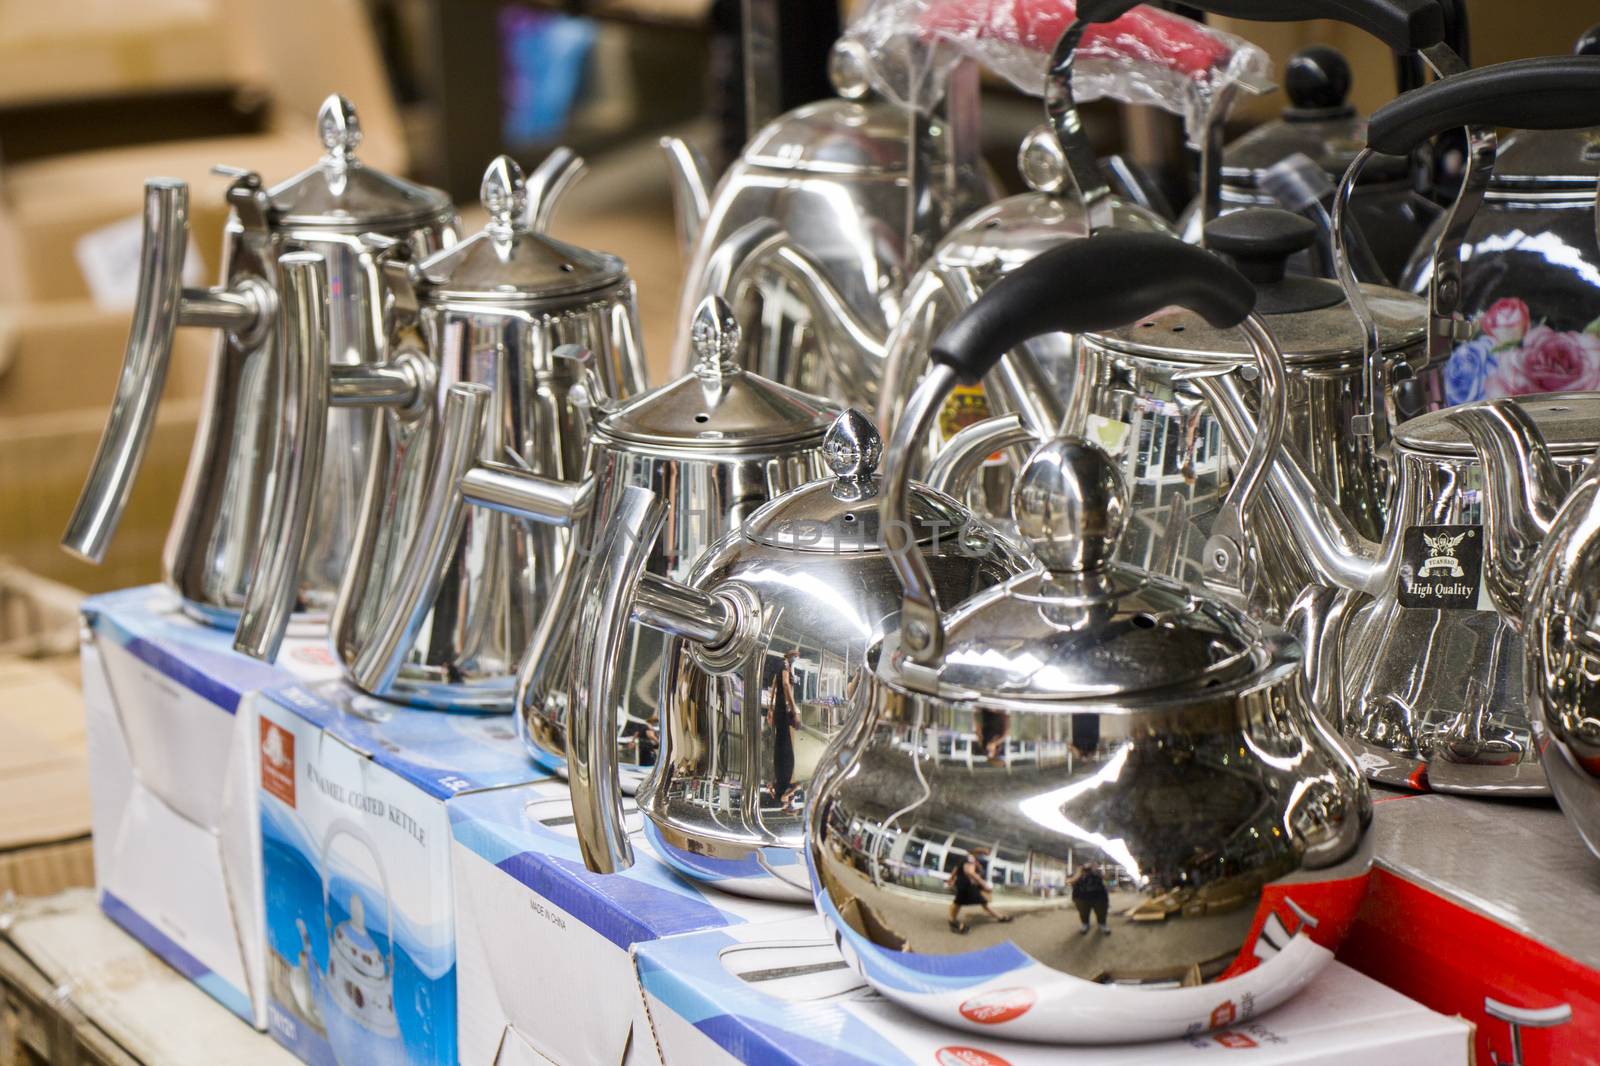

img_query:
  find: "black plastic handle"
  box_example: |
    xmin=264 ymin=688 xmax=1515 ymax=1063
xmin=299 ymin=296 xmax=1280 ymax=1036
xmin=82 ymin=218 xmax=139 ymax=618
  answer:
xmin=1369 ymin=55 xmax=1600 ymax=156
xmin=1073 ymin=0 xmax=1444 ymax=54
xmin=931 ymin=233 xmax=1257 ymax=384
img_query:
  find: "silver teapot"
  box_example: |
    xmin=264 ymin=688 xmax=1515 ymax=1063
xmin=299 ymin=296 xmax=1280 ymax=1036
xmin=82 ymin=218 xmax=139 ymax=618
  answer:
xmin=352 ymin=296 xmax=837 ymax=773
xmin=62 ymin=95 xmax=459 ymax=630
xmin=233 ymin=153 xmax=648 ymax=696
xmin=559 ymin=409 xmax=1030 ymax=895
xmin=1401 ymin=26 xmax=1600 ymax=409
xmin=661 ymin=39 xmax=991 ymax=404
xmin=807 ymin=231 xmax=1371 ymax=1044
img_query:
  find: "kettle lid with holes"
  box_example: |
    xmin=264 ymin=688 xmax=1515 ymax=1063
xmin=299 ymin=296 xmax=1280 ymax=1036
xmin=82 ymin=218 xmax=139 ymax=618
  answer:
xmin=742 ymin=409 xmax=975 ymax=552
xmin=888 ymin=438 xmax=1280 ymax=703
xmin=267 ymin=95 xmax=455 ymax=230
xmin=1395 ymin=392 xmax=1600 ymax=457
xmin=417 ymin=155 xmax=626 ymax=301
xmin=599 ymin=297 xmax=839 ymax=450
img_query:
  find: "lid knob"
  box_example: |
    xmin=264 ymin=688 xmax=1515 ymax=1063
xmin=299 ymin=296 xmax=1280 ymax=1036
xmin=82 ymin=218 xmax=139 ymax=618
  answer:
xmin=823 ymin=409 xmax=882 ymax=482
xmin=1202 ymin=208 xmax=1342 ymax=315
xmin=481 ymin=155 xmax=530 ymax=237
xmin=1012 ymin=438 xmax=1127 ymax=573
xmin=318 ymin=94 xmax=363 ymax=164
xmin=1018 ymin=125 xmax=1069 ymax=195
xmin=828 ymin=40 xmax=871 ymax=101
xmin=1576 ymin=25 xmax=1600 ymax=56
xmin=1284 ymin=46 xmax=1353 ymax=115
xmin=690 ymin=296 xmax=742 ymax=379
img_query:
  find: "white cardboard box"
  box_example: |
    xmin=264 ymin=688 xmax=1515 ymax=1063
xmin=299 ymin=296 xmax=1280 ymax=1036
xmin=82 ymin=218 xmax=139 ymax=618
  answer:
xmin=256 ymin=680 xmax=551 ymax=1066
xmin=81 ymin=584 xmax=341 ymax=1029
xmin=634 ymin=914 xmax=1474 ymax=1066
xmin=450 ymin=780 xmax=807 ymax=1066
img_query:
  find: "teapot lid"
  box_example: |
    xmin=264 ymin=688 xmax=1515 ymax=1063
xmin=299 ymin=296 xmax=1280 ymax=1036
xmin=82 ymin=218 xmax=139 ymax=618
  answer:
xmin=1092 ymin=209 xmax=1425 ymax=366
xmin=741 ymin=41 xmax=917 ymax=175
xmin=599 ymin=298 xmax=838 ymax=450
xmin=743 ymin=410 xmax=974 ymax=552
xmin=902 ymin=439 xmax=1272 ymax=703
xmin=268 ymin=95 xmax=454 ymax=230
xmin=1396 ymin=392 xmax=1600 ymax=457
xmin=332 ymin=895 xmax=388 ymax=980
xmin=417 ymin=156 xmax=626 ymax=301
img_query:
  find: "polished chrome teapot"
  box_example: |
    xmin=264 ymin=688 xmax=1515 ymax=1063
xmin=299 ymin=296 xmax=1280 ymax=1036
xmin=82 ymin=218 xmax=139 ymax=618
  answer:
xmin=662 ymin=38 xmax=991 ymax=403
xmin=1402 ymin=27 xmax=1600 ymax=409
xmin=63 ymin=95 xmax=459 ymax=630
xmin=558 ymin=409 xmax=1030 ymax=895
xmin=353 ymin=296 xmax=837 ymax=770
xmin=234 ymin=153 xmax=648 ymax=697
xmin=807 ymin=231 xmax=1371 ymax=1044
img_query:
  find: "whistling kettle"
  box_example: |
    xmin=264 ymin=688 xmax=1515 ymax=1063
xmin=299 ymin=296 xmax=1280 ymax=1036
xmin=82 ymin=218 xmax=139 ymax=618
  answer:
xmin=352 ymin=296 xmax=838 ymax=783
xmin=1177 ymin=44 xmax=1441 ymax=283
xmin=312 ymin=825 xmax=403 ymax=1066
xmin=808 ymin=231 xmax=1371 ymax=1044
xmin=559 ymin=409 xmax=1030 ymax=896
xmin=232 ymin=153 xmax=649 ymax=699
xmin=1401 ymin=27 xmax=1600 ymax=408
xmin=662 ymin=38 xmax=991 ymax=403
xmin=63 ymin=95 xmax=458 ymax=630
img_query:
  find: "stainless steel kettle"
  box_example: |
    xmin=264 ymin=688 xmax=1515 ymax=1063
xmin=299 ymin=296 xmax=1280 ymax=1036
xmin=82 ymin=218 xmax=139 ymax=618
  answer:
xmin=661 ymin=39 xmax=991 ymax=404
xmin=559 ymin=409 xmax=1031 ymax=896
xmin=807 ymin=231 xmax=1371 ymax=1044
xmin=62 ymin=95 xmax=459 ymax=630
xmin=352 ymin=296 xmax=838 ymax=775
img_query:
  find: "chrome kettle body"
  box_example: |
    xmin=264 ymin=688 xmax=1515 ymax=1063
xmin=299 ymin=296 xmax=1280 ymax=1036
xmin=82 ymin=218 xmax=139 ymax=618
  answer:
xmin=562 ymin=410 xmax=1030 ymax=898
xmin=662 ymin=40 xmax=991 ymax=408
xmin=808 ymin=232 xmax=1370 ymax=1044
xmin=316 ymin=154 xmax=647 ymax=707
xmin=63 ymin=95 xmax=458 ymax=630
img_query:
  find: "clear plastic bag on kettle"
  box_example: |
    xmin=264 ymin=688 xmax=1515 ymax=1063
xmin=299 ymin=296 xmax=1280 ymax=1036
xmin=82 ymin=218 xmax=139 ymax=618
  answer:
xmin=844 ymin=0 xmax=1272 ymax=143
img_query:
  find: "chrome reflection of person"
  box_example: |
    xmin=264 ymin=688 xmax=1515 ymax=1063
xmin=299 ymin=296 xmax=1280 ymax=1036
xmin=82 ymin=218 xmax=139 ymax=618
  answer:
xmin=1069 ymin=865 xmax=1111 ymax=935
xmin=947 ymin=849 xmax=1014 ymax=934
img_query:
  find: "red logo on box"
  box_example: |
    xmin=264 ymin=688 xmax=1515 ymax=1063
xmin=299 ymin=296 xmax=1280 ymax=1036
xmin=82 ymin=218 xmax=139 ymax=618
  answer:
xmin=1210 ymin=1000 xmax=1238 ymax=1030
xmin=957 ymin=988 xmax=1035 ymax=1025
xmin=935 ymin=1048 xmax=1012 ymax=1066
xmin=1214 ymin=1032 xmax=1259 ymax=1049
xmin=260 ymin=718 xmax=295 ymax=807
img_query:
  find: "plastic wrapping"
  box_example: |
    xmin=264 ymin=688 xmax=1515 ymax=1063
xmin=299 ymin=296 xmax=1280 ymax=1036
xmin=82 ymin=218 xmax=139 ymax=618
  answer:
xmin=845 ymin=0 xmax=1271 ymax=142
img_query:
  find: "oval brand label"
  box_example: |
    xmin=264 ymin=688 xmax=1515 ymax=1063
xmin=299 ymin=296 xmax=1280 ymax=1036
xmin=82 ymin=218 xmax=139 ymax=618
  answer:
xmin=958 ymin=987 xmax=1035 ymax=1025
xmin=936 ymin=1048 xmax=1013 ymax=1066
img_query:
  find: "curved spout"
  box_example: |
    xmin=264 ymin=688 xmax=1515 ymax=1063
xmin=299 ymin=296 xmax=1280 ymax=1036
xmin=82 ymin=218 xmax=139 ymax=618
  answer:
xmin=1187 ymin=365 xmax=1393 ymax=597
xmin=660 ymin=136 xmax=713 ymax=257
xmin=1445 ymin=398 xmax=1569 ymax=618
xmin=737 ymin=235 xmax=889 ymax=368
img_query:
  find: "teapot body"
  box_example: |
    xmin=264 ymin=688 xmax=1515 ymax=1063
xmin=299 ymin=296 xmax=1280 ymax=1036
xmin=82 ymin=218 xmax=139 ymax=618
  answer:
xmin=806 ymin=633 xmax=1372 ymax=1043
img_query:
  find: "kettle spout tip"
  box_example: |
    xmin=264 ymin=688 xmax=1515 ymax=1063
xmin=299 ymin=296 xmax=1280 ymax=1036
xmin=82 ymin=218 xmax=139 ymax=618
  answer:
xmin=660 ymin=136 xmax=713 ymax=255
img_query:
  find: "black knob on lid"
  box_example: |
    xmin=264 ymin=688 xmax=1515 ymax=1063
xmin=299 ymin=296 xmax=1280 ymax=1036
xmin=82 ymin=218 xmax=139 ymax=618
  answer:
xmin=1204 ymin=209 xmax=1344 ymax=315
xmin=1284 ymin=46 xmax=1354 ymax=117
xmin=1576 ymin=24 xmax=1600 ymax=57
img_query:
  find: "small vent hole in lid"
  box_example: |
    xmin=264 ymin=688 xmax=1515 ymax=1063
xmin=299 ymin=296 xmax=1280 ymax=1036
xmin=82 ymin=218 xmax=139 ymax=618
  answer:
xmin=1132 ymin=613 xmax=1157 ymax=629
xmin=843 ymin=513 xmax=857 ymax=523
xmin=560 ymin=263 xmax=575 ymax=273
xmin=694 ymin=413 xmax=710 ymax=424
xmin=1171 ymin=325 xmax=1186 ymax=333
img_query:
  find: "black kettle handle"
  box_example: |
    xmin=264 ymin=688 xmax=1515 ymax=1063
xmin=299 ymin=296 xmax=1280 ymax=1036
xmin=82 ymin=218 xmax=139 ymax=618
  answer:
xmin=1073 ymin=0 xmax=1445 ymax=54
xmin=931 ymin=232 xmax=1256 ymax=385
xmin=1369 ymin=55 xmax=1600 ymax=155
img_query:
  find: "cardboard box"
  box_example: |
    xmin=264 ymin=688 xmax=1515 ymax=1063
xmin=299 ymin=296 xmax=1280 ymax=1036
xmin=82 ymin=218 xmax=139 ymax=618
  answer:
xmin=1340 ymin=792 xmax=1600 ymax=1065
xmin=450 ymin=780 xmax=806 ymax=1066
xmin=0 ymin=659 xmax=92 ymax=898
xmin=635 ymin=913 xmax=1472 ymax=1066
xmin=80 ymin=585 xmax=342 ymax=1028
xmin=257 ymin=681 xmax=552 ymax=1066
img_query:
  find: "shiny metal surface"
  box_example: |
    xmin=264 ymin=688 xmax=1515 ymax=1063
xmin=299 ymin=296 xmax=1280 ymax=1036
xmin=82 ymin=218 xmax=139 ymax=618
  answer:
xmin=807 ymin=403 xmax=1370 ymax=1042
xmin=330 ymin=153 xmax=645 ymax=708
xmin=66 ymin=95 xmax=460 ymax=630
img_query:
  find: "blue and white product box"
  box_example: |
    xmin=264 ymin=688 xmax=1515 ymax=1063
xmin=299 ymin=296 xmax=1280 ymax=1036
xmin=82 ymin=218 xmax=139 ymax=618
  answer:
xmin=80 ymin=585 xmax=342 ymax=1028
xmin=450 ymin=780 xmax=806 ymax=1066
xmin=634 ymin=915 xmax=1475 ymax=1066
xmin=257 ymin=680 xmax=551 ymax=1066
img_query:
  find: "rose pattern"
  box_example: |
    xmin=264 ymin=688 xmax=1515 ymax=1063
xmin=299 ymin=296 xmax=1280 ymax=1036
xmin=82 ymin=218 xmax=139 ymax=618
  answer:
xmin=1442 ymin=302 xmax=1600 ymax=406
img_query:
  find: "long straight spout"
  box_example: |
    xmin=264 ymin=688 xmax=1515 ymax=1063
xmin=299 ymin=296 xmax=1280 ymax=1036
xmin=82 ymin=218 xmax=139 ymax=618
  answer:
xmin=660 ymin=136 xmax=713 ymax=256
xmin=1188 ymin=366 xmax=1393 ymax=596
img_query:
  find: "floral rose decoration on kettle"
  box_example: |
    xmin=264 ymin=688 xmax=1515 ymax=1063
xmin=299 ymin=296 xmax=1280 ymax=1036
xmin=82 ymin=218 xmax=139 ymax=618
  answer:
xmin=1444 ymin=298 xmax=1600 ymax=405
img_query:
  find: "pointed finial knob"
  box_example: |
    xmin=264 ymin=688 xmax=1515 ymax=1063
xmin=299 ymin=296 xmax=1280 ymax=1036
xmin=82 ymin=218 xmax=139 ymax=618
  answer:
xmin=823 ymin=409 xmax=881 ymax=481
xmin=481 ymin=155 xmax=529 ymax=236
xmin=1013 ymin=438 xmax=1127 ymax=573
xmin=690 ymin=296 xmax=742 ymax=378
xmin=1019 ymin=126 xmax=1068 ymax=195
xmin=319 ymin=95 xmax=363 ymax=163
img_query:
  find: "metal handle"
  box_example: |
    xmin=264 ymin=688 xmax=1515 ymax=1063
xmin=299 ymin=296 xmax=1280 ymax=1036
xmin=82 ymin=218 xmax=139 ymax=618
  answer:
xmin=886 ymin=364 xmax=962 ymax=665
xmin=924 ymin=413 xmax=1035 ymax=498
xmin=62 ymin=180 xmax=191 ymax=562
xmin=233 ymin=254 xmax=331 ymax=660
xmin=569 ymin=485 xmax=665 ymax=875
xmin=348 ymin=384 xmax=493 ymax=694
xmin=317 ymin=819 xmax=395 ymax=969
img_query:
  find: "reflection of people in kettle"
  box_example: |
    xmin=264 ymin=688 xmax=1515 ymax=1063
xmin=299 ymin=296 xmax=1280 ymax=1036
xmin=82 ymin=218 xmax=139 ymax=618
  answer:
xmin=976 ymin=708 xmax=1009 ymax=764
xmin=947 ymin=848 xmax=1013 ymax=933
xmin=766 ymin=651 xmax=801 ymax=808
xmin=1071 ymin=864 xmax=1112 ymax=935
